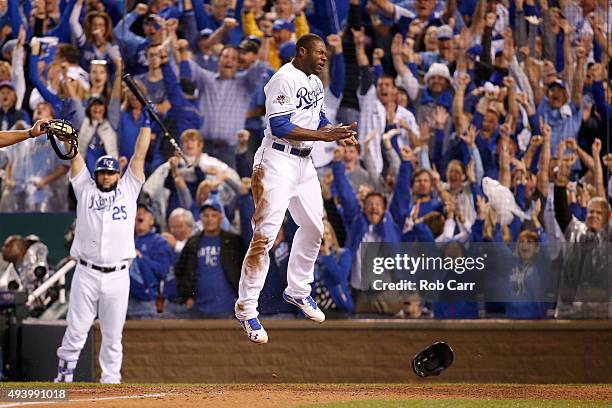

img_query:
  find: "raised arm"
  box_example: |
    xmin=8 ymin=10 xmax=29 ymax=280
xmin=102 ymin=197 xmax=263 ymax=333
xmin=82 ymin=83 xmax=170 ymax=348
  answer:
xmin=536 ymin=120 xmax=551 ymax=197
xmin=62 ymin=137 xmax=86 ymax=178
xmin=391 ymin=33 xmax=419 ymax=101
xmin=352 ymin=26 xmax=369 ymax=67
xmin=591 ymin=139 xmax=605 ymax=198
xmin=28 ymin=40 xmax=61 ymax=111
xmin=128 ymin=112 xmax=153 ymax=181
xmin=11 ymin=27 xmax=26 ymax=110
xmin=560 ymin=19 xmax=573 ymax=86
xmin=539 ymin=0 xmax=556 ymax=64
xmin=571 ymin=41 xmax=586 ymax=108
xmin=70 ymin=0 xmax=85 ymax=47
xmin=453 ymin=73 xmax=471 ymax=133
xmin=327 ymin=34 xmax=345 ymax=99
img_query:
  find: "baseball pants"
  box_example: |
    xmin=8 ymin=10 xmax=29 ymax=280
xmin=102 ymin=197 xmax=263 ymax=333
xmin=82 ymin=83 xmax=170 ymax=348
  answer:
xmin=57 ymin=263 xmax=130 ymax=383
xmin=235 ymin=145 xmax=324 ymax=321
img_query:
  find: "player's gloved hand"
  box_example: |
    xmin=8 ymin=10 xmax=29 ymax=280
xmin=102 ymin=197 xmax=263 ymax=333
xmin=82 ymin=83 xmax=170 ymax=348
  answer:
xmin=145 ymin=100 xmax=160 ymax=117
xmin=138 ymin=110 xmax=151 ymax=129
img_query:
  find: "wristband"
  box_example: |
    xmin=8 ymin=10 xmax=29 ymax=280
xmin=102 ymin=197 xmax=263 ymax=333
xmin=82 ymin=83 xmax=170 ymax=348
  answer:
xmin=28 ymin=129 xmax=34 ymax=138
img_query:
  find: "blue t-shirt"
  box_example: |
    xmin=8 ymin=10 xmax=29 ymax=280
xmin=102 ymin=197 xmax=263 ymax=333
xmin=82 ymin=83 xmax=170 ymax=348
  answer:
xmin=194 ymin=235 xmax=235 ymax=315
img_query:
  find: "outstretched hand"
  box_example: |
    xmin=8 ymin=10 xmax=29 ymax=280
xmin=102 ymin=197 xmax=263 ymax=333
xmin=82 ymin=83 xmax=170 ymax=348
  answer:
xmin=29 ymin=119 xmax=50 ymax=137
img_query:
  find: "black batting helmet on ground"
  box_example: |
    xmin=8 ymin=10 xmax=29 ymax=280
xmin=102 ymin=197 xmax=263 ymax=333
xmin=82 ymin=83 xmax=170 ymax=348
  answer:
xmin=412 ymin=341 xmax=454 ymax=377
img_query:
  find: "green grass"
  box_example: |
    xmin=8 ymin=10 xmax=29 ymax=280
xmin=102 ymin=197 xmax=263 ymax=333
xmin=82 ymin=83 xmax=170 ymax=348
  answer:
xmin=301 ymin=401 xmax=611 ymax=408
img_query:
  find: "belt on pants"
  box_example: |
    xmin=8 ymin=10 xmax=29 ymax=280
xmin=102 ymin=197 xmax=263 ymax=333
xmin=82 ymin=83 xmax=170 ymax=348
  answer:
xmin=271 ymin=142 xmax=312 ymax=157
xmin=79 ymin=259 xmax=127 ymax=273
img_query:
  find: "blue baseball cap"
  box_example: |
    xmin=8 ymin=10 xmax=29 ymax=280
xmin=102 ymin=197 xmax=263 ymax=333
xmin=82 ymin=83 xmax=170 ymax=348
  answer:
xmin=273 ymin=19 xmax=295 ymax=32
xmin=200 ymin=199 xmax=222 ymax=213
xmin=94 ymin=155 xmax=120 ymax=173
xmin=279 ymin=41 xmax=296 ymax=61
xmin=467 ymin=44 xmax=482 ymax=59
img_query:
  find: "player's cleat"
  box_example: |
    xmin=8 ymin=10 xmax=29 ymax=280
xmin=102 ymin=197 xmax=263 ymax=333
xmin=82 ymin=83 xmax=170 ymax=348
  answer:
xmin=240 ymin=317 xmax=268 ymax=344
xmin=54 ymin=359 xmax=76 ymax=382
xmin=283 ymin=292 xmax=325 ymax=323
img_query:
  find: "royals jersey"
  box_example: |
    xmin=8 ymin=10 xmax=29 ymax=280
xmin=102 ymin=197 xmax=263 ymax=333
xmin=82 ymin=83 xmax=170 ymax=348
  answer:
xmin=264 ymin=62 xmax=325 ymax=149
xmin=70 ymin=166 xmax=144 ymax=265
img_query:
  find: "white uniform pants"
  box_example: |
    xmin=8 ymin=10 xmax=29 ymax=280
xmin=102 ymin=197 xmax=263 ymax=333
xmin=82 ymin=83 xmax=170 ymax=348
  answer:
xmin=235 ymin=145 xmax=324 ymax=320
xmin=57 ymin=263 xmax=130 ymax=383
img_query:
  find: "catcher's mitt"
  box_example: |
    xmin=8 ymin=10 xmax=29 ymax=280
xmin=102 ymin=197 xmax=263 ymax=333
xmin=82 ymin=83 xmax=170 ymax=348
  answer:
xmin=42 ymin=119 xmax=79 ymax=160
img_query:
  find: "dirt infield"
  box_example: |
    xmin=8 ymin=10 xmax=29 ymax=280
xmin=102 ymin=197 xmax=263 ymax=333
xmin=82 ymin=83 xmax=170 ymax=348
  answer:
xmin=1 ymin=384 xmax=611 ymax=408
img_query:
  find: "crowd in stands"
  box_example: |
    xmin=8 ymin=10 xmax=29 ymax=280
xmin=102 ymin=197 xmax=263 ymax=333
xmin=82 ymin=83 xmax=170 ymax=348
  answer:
xmin=0 ymin=0 xmax=611 ymax=320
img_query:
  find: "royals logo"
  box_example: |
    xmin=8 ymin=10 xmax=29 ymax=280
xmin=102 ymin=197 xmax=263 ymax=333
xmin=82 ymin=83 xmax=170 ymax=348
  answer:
xmin=296 ymin=82 xmax=324 ymax=110
xmin=88 ymin=189 xmax=121 ymax=211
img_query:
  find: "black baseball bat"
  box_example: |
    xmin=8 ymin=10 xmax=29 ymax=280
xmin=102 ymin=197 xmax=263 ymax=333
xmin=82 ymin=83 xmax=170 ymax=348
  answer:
xmin=122 ymin=73 xmax=192 ymax=167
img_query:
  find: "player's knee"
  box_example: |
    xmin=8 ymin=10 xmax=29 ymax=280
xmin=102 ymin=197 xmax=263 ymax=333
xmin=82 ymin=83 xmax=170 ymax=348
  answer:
xmin=307 ymin=219 xmax=324 ymax=241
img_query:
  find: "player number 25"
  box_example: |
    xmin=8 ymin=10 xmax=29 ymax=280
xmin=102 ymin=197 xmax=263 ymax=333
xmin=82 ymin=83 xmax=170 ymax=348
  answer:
xmin=112 ymin=205 xmax=127 ymax=220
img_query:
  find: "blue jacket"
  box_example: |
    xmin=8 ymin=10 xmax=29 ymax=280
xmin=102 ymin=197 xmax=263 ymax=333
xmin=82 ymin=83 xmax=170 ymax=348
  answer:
xmin=162 ymin=62 xmax=203 ymax=135
xmin=162 ymin=250 xmax=181 ymax=301
xmin=113 ymin=12 xmax=150 ymax=75
xmin=314 ymin=249 xmax=354 ymax=313
xmin=502 ymin=228 xmax=552 ymax=319
xmin=130 ymin=231 xmax=173 ymax=301
xmin=331 ymin=161 xmax=401 ymax=273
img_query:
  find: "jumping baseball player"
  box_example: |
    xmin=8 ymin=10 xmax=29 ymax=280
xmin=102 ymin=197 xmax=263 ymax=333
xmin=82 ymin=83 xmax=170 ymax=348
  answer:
xmin=54 ymin=114 xmax=152 ymax=383
xmin=235 ymin=33 xmax=358 ymax=344
xmin=0 ymin=120 xmax=48 ymax=148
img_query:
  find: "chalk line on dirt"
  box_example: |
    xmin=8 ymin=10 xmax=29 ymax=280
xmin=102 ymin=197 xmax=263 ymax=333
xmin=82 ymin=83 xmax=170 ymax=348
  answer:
xmin=0 ymin=393 xmax=170 ymax=407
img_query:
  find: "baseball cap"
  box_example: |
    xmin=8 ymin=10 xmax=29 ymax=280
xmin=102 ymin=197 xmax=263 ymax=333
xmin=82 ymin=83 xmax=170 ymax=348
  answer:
xmin=94 ymin=155 xmax=120 ymax=173
xmin=87 ymin=95 xmax=107 ymax=107
xmin=548 ymin=79 xmax=567 ymax=90
xmin=200 ymin=199 xmax=222 ymax=213
xmin=279 ymin=41 xmax=296 ymax=61
xmin=238 ymin=39 xmax=259 ymax=54
xmin=273 ymin=19 xmax=295 ymax=32
xmin=199 ymin=28 xmax=214 ymax=38
xmin=137 ymin=202 xmax=155 ymax=214
xmin=144 ymin=14 xmax=162 ymax=30
xmin=246 ymin=35 xmax=262 ymax=46
xmin=436 ymin=25 xmax=453 ymax=40
xmin=0 ymin=81 xmax=15 ymax=92
xmin=467 ymin=44 xmax=482 ymax=59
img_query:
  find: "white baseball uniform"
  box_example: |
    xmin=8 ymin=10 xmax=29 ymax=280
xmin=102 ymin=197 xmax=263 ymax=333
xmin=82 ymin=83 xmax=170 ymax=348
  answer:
xmin=56 ymin=166 xmax=143 ymax=383
xmin=235 ymin=62 xmax=325 ymax=320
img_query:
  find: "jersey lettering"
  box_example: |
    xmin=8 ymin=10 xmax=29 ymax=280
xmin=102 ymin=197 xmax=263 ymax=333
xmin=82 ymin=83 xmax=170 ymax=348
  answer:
xmin=198 ymin=246 xmax=220 ymax=267
xmin=295 ymin=83 xmax=324 ymax=110
xmin=88 ymin=189 xmax=120 ymax=212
